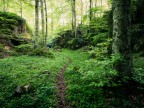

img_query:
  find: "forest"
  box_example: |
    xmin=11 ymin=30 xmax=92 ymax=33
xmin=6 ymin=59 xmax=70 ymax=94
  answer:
xmin=0 ymin=0 xmax=144 ymax=108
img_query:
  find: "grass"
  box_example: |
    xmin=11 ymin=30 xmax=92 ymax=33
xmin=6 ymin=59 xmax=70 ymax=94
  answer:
xmin=0 ymin=51 xmax=68 ymax=108
xmin=0 ymin=49 xmax=144 ymax=108
xmin=64 ymin=51 xmax=144 ymax=108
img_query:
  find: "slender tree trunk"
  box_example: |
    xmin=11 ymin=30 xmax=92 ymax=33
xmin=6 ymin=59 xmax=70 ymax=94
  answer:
xmin=89 ymin=0 xmax=92 ymax=33
xmin=20 ymin=1 xmax=23 ymax=18
xmin=71 ymin=0 xmax=77 ymax=38
xmin=40 ymin=0 xmax=45 ymax=46
xmin=112 ymin=0 xmax=132 ymax=78
xmin=34 ymin=0 xmax=39 ymax=48
xmin=71 ymin=0 xmax=74 ymax=30
xmin=43 ymin=0 xmax=48 ymax=46
xmin=89 ymin=0 xmax=92 ymax=22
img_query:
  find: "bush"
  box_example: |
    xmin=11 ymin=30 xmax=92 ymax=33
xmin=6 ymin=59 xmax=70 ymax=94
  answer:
xmin=15 ymin=44 xmax=33 ymax=55
xmin=29 ymin=48 xmax=55 ymax=58
xmin=92 ymin=33 xmax=108 ymax=46
xmin=89 ymin=39 xmax=112 ymax=60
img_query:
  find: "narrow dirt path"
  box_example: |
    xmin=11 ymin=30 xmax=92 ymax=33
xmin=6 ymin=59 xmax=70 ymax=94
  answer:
xmin=56 ymin=59 xmax=72 ymax=108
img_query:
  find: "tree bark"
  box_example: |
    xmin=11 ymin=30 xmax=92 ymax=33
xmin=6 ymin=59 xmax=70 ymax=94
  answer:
xmin=112 ymin=0 xmax=132 ymax=78
xmin=34 ymin=0 xmax=39 ymax=48
xmin=89 ymin=0 xmax=92 ymax=23
xmin=71 ymin=0 xmax=77 ymax=38
xmin=43 ymin=0 xmax=48 ymax=46
xmin=40 ymin=0 xmax=45 ymax=46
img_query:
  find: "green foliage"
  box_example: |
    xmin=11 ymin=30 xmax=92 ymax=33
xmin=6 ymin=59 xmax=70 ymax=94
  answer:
xmin=0 ymin=11 xmax=26 ymax=25
xmin=65 ymin=50 xmax=119 ymax=107
xmin=133 ymin=55 xmax=144 ymax=84
xmin=0 ymin=50 xmax=68 ymax=108
xmin=30 ymin=48 xmax=55 ymax=58
xmin=15 ymin=44 xmax=33 ymax=55
xmin=89 ymin=39 xmax=112 ymax=59
xmin=92 ymin=33 xmax=108 ymax=46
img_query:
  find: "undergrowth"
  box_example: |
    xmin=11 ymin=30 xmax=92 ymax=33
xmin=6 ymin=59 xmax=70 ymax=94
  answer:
xmin=0 ymin=51 xmax=68 ymax=108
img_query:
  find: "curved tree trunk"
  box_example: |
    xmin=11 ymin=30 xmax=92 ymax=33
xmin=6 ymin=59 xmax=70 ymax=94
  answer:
xmin=112 ymin=0 xmax=132 ymax=78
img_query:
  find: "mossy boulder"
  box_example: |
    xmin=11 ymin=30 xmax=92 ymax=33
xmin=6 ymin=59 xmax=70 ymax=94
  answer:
xmin=0 ymin=12 xmax=32 ymax=57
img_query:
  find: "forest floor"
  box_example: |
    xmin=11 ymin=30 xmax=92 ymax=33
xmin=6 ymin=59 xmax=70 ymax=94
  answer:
xmin=0 ymin=49 xmax=144 ymax=107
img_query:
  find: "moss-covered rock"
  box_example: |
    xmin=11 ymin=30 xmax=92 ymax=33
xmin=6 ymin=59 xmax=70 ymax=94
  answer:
xmin=0 ymin=12 xmax=32 ymax=58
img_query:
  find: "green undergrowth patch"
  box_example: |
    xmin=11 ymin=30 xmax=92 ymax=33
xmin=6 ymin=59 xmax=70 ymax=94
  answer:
xmin=133 ymin=54 xmax=144 ymax=84
xmin=65 ymin=52 xmax=119 ymax=107
xmin=65 ymin=51 xmax=144 ymax=107
xmin=0 ymin=51 xmax=68 ymax=108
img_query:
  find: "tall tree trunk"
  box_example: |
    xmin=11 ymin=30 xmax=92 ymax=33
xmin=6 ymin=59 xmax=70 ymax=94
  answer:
xmin=89 ymin=0 xmax=92 ymax=22
xmin=112 ymin=0 xmax=132 ymax=78
xmin=43 ymin=0 xmax=48 ymax=46
xmin=20 ymin=1 xmax=23 ymax=18
xmin=89 ymin=0 xmax=92 ymax=33
xmin=40 ymin=0 xmax=45 ymax=46
xmin=34 ymin=0 xmax=39 ymax=48
xmin=71 ymin=0 xmax=77 ymax=38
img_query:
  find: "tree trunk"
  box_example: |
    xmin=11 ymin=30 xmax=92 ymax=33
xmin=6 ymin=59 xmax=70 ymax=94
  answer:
xmin=89 ymin=0 xmax=92 ymax=33
xmin=89 ymin=0 xmax=92 ymax=22
xmin=34 ymin=0 xmax=39 ymax=48
xmin=112 ymin=0 xmax=132 ymax=78
xmin=71 ymin=0 xmax=77 ymax=38
xmin=20 ymin=1 xmax=23 ymax=18
xmin=40 ymin=0 xmax=45 ymax=46
xmin=43 ymin=0 xmax=48 ymax=46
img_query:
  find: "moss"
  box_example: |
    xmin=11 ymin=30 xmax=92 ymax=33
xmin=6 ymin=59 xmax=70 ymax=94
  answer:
xmin=0 ymin=12 xmax=26 ymax=25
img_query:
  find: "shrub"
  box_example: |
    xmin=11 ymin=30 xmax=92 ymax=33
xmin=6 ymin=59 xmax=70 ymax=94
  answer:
xmin=29 ymin=48 xmax=55 ymax=58
xmin=92 ymin=33 xmax=108 ymax=46
xmin=89 ymin=39 xmax=112 ymax=60
xmin=15 ymin=44 xmax=33 ymax=55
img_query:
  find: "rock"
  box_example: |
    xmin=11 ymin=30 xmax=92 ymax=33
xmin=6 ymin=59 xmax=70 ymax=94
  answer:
xmin=13 ymin=84 xmax=34 ymax=97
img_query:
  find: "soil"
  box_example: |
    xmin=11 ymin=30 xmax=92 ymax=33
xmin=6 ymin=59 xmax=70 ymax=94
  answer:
xmin=56 ymin=59 xmax=72 ymax=108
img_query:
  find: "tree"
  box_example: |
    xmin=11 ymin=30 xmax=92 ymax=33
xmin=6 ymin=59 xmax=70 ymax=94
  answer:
xmin=43 ymin=0 xmax=48 ymax=46
xmin=34 ymin=0 xmax=39 ymax=48
xmin=112 ymin=0 xmax=132 ymax=78
xmin=71 ymin=0 xmax=77 ymax=37
xmin=89 ymin=0 xmax=92 ymax=22
xmin=40 ymin=0 xmax=45 ymax=46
